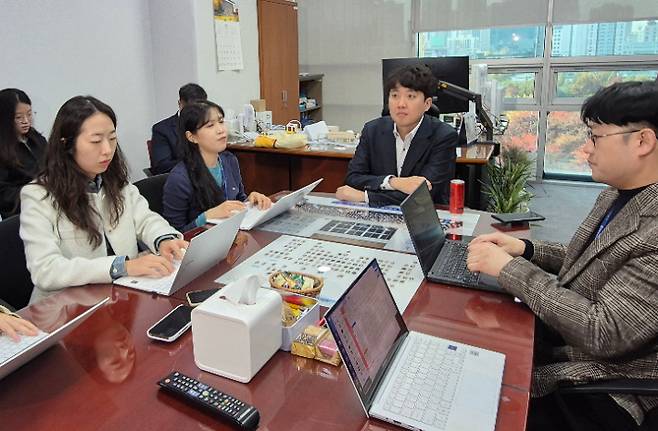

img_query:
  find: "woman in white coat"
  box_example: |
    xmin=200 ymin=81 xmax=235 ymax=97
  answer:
xmin=20 ymin=96 xmax=188 ymax=304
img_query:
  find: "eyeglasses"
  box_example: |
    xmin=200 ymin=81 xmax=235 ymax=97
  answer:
xmin=14 ymin=112 xmax=35 ymax=124
xmin=586 ymin=128 xmax=641 ymax=146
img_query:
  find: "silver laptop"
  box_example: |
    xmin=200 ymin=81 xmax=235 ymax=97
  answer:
xmin=209 ymin=178 xmax=323 ymax=230
xmin=325 ymin=259 xmax=505 ymax=431
xmin=113 ymin=210 xmax=246 ymax=295
xmin=0 ymin=297 xmax=109 ymax=380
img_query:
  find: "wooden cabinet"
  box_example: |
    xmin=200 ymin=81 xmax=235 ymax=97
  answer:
xmin=257 ymin=0 xmax=299 ymax=125
xmin=299 ymin=73 xmax=323 ymax=126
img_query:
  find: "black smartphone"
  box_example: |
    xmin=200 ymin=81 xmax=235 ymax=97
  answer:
xmin=186 ymin=288 xmax=220 ymax=307
xmin=491 ymin=211 xmax=545 ymax=224
xmin=147 ymin=304 xmax=193 ymax=342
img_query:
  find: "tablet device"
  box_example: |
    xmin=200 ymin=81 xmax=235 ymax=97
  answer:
xmin=491 ymin=211 xmax=545 ymax=224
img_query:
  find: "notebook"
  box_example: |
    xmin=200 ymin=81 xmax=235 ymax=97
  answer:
xmin=113 ymin=210 xmax=245 ymax=296
xmin=325 ymin=259 xmax=504 ymax=431
xmin=400 ymin=182 xmax=504 ymax=293
xmin=0 ymin=297 xmax=109 ymax=380
xmin=209 ymin=178 xmax=323 ymax=230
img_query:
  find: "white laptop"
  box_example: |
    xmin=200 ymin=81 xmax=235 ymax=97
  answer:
xmin=209 ymin=178 xmax=323 ymax=230
xmin=0 ymin=297 xmax=109 ymax=380
xmin=325 ymin=259 xmax=505 ymax=431
xmin=114 ymin=210 xmax=246 ymax=296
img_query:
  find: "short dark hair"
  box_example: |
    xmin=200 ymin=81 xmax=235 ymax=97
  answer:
xmin=178 ymin=83 xmax=207 ymax=104
xmin=581 ymin=80 xmax=658 ymax=132
xmin=384 ymin=65 xmax=437 ymax=100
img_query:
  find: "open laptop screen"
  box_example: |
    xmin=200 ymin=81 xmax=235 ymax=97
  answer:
xmin=325 ymin=259 xmax=407 ymax=411
xmin=400 ymin=182 xmax=446 ymax=274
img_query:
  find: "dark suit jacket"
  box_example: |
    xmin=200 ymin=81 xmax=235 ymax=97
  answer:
xmin=345 ymin=115 xmax=457 ymax=206
xmin=150 ymin=113 xmax=180 ymax=175
xmin=500 ymin=183 xmax=658 ymax=424
xmin=0 ymin=130 xmax=47 ymax=218
xmin=162 ymin=152 xmax=247 ymax=232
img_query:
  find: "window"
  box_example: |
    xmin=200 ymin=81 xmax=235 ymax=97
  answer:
xmin=556 ymin=70 xmax=658 ymax=99
xmin=545 ymin=112 xmax=590 ymax=176
xmin=418 ymin=26 xmax=545 ymax=59
xmin=488 ymin=72 xmax=537 ymax=100
xmin=552 ymin=20 xmax=658 ymax=57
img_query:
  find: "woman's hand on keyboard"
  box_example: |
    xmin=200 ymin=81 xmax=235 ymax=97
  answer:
xmin=0 ymin=313 xmax=39 ymax=342
xmin=205 ymin=200 xmax=246 ymax=219
xmin=159 ymin=238 xmax=189 ymax=262
xmin=247 ymin=192 xmax=272 ymax=210
xmin=126 ymin=254 xmax=175 ymax=278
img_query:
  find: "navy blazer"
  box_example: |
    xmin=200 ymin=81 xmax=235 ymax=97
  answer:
xmin=162 ymin=152 xmax=247 ymax=232
xmin=345 ymin=115 xmax=457 ymax=206
xmin=150 ymin=113 xmax=180 ymax=175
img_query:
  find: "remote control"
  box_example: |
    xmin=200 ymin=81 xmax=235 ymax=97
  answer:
xmin=158 ymin=371 xmax=260 ymax=429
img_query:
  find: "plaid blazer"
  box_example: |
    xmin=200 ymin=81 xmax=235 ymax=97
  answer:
xmin=499 ymin=183 xmax=658 ymax=425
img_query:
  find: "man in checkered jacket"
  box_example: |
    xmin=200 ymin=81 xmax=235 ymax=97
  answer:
xmin=467 ymin=80 xmax=658 ymax=431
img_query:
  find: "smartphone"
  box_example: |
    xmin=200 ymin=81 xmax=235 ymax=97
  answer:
xmin=147 ymin=304 xmax=193 ymax=342
xmin=186 ymin=288 xmax=220 ymax=306
xmin=492 ymin=211 xmax=545 ymax=224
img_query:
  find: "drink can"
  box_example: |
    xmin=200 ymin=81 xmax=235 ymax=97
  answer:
xmin=449 ymin=179 xmax=465 ymax=214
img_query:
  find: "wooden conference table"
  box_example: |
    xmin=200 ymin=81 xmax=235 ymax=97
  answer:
xmin=228 ymin=141 xmax=496 ymax=210
xmin=0 ymin=203 xmax=534 ymax=431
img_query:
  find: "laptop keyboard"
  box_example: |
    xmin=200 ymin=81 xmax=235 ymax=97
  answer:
xmin=383 ymin=335 xmax=466 ymax=429
xmin=0 ymin=331 xmax=49 ymax=364
xmin=319 ymin=220 xmax=397 ymax=241
xmin=433 ymin=241 xmax=479 ymax=286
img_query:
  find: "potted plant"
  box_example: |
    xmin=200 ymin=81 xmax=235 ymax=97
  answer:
xmin=483 ymin=147 xmax=534 ymax=213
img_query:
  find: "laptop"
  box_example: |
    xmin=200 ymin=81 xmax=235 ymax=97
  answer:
xmin=400 ymin=182 xmax=504 ymax=293
xmin=209 ymin=178 xmax=323 ymax=230
xmin=325 ymin=260 xmax=504 ymax=431
xmin=113 ymin=210 xmax=246 ymax=296
xmin=0 ymin=297 xmax=109 ymax=380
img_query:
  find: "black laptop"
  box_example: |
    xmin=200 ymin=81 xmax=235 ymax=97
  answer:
xmin=400 ymin=182 xmax=504 ymax=293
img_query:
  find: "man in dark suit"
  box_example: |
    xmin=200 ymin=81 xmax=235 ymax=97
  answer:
xmin=467 ymin=81 xmax=658 ymax=430
xmin=336 ymin=65 xmax=457 ymax=207
xmin=150 ymin=83 xmax=207 ymax=175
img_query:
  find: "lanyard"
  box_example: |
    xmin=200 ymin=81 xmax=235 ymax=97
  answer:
xmin=595 ymin=209 xmax=614 ymax=239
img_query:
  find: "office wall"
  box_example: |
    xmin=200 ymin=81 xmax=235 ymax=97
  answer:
xmin=0 ymin=0 xmax=261 ymax=180
xmin=193 ymin=0 xmax=261 ymax=117
xmin=298 ymin=0 xmax=414 ymax=131
xmin=0 ymin=0 xmax=156 ymax=179
xmin=149 ymin=0 xmax=199 ymax=121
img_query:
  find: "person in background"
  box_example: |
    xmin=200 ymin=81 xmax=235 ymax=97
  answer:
xmin=336 ymin=65 xmax=458 ymax=207
xmin=163 ymin=100 xmax=271 ymax=232
xmin=0 ymin=303 xmax=38 ymax=342
xmin=150 ymin=83 xmax=208 ymax=175
xmin=0 ymin=88 xmax=47 ymax=218
xmin=20 ymin=96 xmax=188 ymax=304
xmin=467 ymin=81 xmax=658 ymax=430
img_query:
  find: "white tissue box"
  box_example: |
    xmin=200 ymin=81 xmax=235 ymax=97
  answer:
xmin=191 ymin=287 xmax=282 ymax=383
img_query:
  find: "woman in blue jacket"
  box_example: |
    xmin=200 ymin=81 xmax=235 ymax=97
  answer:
xmin=163 ymin=100 xmax=271 ymax=232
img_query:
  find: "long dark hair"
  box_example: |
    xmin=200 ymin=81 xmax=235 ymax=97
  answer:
xmin=39 ymin=96 xmax=129 ymax=247
xmin=0 ymin=88 xmax=34 ymax=167
xmin=178 ymin=100 xmax=226 ymax=212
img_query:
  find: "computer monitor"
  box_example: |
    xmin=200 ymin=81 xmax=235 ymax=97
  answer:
xmin=382 ymin=56 xmax=470 ymax=115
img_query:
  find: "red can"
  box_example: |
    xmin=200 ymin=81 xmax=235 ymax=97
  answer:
xmin=449 ymin=179 xmax=465 ymax=214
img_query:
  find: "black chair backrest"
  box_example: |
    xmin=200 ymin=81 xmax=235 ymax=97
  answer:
xmin=134 ymin=173 xmax=169 ymax=217
xmin=0 ymin=215 xmax=34 ymax=310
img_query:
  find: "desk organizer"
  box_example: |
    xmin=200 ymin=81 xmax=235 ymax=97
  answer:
xmin=276 ymin=290 xmax=320 ymax=351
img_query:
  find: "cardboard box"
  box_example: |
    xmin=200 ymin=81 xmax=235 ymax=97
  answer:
xmin=250 ymin=99 xmax=267 ymax=112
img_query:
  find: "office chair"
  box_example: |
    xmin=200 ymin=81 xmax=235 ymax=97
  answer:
xmin=0 ymin=215 xmax=34 ymax=310
xmin=555 ymin=378 xmax=658 ymax=430
xmin=134 ymin=173 xmax=169 ymax=217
